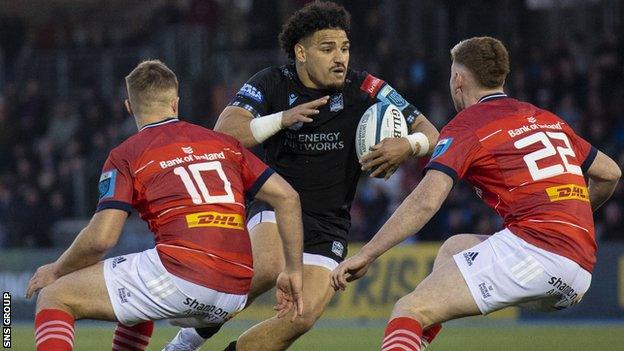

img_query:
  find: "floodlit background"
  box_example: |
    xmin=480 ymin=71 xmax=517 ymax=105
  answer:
xmin=0 ymin=1 xmax=623 ymax=350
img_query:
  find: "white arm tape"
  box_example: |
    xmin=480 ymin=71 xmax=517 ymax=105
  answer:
xmin=249 ymin=112 xmax=283 ymax=143
xmin=404 ymin=132 xmax=429 ymax=157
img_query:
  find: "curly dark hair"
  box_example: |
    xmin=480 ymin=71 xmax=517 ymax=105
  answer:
xmin=278 ymin=1 xmax=351 ymax=60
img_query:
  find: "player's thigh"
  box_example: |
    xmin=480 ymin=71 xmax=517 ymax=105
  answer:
xmin=37 ymin=261 xmax=116 ymax=321
xmin=433 ymin=234 xmax=489 ymax=270
xmin=290 ymin=264 xmax=334 ymax=331
xmin=392 ymin=258 xmax=480 ymax=327
xmin=248 ymin=222 xmax=285 ymax=301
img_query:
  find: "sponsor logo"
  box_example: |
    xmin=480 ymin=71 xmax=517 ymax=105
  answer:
xmin=547 ymin=276 xmax=578 ymax=302
xmin=289 ymin=93 xmax=298 ymax=106
xmin=378 ymin=85 xmax=408 ymax=109
xmin=463 ymin=251 xmax=479 ymax=266
xmin=332 ymin=241 xmax=345 ymax=257
xmin=238 ymin=83 xmax=264 ymax=103
xmin=283 ymin=131 xmax=344 ymax=152
xmin=3 ymin=292 xmax=10 ymax=348
xmin=527 ymin=116 xmax=536 ymax=123
xmin=360 ymin=74 xmax=385 ymax=98
xmin=183 ymin=298 xmax=229 ymax=319
xmin=98 ymin=170 xmax=117 ymax=199
xmin=159 ymin=151 xmax=225 ymax=169
xmin=182 ymin=146 xmax=194 ymax=154
xmin=545 ymin=184 xmax=589 ymax=202
xmin=117 ymin=287 xmax=131 ymax=304
xmin=330 ymin=93 xmax=344 ymax=112
xmin=478 ymin=282 xmax=493 ymax=299
xmin=431 ymin=138 xmax=453 ymax=159
xmin=186 ymin=212 xmax=245 ymax=230
xmin=111 ymin=257 xmax=127 ymax=268
xmin=391 ymin=108 xmax=403 ymax=137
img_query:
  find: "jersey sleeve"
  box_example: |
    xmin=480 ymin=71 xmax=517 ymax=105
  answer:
xmin=96 ymin=150 xmax=134 ymax=214
xmin=359 ymin=72 xmax=421 ymax=127
xmin=228 ymin=67 xmax=277 ymax=118
xmin=238 ymin=142 xmax=275 ymax=199
xmin=423 ymin=119 xmax=481 ymax=185
xmin=568 ymin=128 xmax=598 ymax=173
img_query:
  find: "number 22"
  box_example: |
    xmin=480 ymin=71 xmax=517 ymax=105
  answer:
xmin=514 ymin=131 xmax=582 ymax=181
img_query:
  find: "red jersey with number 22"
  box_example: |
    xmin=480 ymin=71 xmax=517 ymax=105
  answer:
xmin=425 ymin=95 xmax=597 ymax=272
xmin=97 ymin=118 xmax=273 ymax=294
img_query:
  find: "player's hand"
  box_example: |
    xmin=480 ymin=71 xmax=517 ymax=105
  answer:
xmin=330 ymin=252 xmax=373 ymax=291
xmin=25 ymin=263 xmax=60 ymax=299
xmin=360 ymin=137 xmax=412 ymax=180
xmin=274 ymin=270 xmax=303 ymax=322
xmin=281 ymin=96 xmax=329 ymax=128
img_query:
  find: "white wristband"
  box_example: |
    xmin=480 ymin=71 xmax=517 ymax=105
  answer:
xmin=249 ymin=112 xmax=283 ymax=143
xmin=404 ymin=132 xmax=429 ymax=157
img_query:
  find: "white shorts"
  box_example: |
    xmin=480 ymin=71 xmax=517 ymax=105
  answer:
xmin=247 ymin=210 xmax=339 ymax=271
xmin=453 ymin=228 xmax=592 ymax=315
xmin=103 ymin=248 xmax=247 ymax=327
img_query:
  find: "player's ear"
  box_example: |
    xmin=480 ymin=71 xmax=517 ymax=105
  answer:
xmin=124 ymin=99 xmax=134 ymax=117
xmin=294 ymin=43 xmax=306 ymax=63
xmin=171 ymin=97 xmax=180 ymax=115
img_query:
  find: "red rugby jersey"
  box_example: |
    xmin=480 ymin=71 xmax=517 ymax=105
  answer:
xmin=425 ymin=94 xmax=597 ymax=272
xmin=97 ymin=118 xmax=273 ymax=294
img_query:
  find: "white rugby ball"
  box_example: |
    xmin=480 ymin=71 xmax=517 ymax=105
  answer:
xmin=355 ymin=102 xmax=408 ymax=161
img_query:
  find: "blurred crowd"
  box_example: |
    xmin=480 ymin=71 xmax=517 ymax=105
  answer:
xmin=0 ymin=0 xmax=622 ymax=248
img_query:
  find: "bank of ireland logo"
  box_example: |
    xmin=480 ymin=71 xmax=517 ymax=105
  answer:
xmin=182 ymin=146 xmax=194 ymax=154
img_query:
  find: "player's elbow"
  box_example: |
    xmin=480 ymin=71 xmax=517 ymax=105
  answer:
xmin=279 ymin=186 xmax=300 ymax=206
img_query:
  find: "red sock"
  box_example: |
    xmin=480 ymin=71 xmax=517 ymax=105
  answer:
xmin=422 ymin=323 xmax=442 ymax=345
xmin=112 ymin=321 xmax=154 ymax=351
xmin=382 ymin=317 xmax=423 ymax=351
xmin=34 ymin=309 xmax=75 ymax=351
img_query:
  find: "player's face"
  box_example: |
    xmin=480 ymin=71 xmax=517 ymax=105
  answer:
xmin=300 ymin=29 xmax=350 ymax=90
xmin=449 ymin=61 xmax=465 ymax=112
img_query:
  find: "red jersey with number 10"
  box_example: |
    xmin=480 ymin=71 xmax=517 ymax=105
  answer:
xmin=425 ymin=94 xmax=597 ymax=272
xmin=97 ymin=118 xmax=273 ymax=294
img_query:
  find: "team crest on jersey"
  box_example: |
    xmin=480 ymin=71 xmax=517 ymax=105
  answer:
xmin=238 ymin=83 xmax=264 ymax=103
xmin=431 ymin=138 xmax=453 ymax=159
xmin=331 ymin=241 xmax=345 ymax=257
xmin=330 ymin=93 xmax=344 ymax=112
xmin=98 ymin=170 xmax=117 ymax=199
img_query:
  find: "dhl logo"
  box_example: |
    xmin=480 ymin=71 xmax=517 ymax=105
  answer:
xmin=186 ymin=212 xmax=245 ymax=230
xmin=545 ymin=184 xmax=589 ymax=202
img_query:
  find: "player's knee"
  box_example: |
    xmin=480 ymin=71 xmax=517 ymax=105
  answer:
xmin=36 ymin=284 xmax=69 ymax=314
xmin=393 ymin=295 xmax=437 ymax=329
xmin=290 ymin=312 xmax=319 ymax=335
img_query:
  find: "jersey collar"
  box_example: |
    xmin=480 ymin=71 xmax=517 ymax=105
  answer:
xmin=140 ymin=117 xmax=179 ymax=131
xmin=478 ymin=92 xmax=507 ymax=103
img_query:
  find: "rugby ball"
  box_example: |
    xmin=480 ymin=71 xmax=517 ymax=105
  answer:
xmin=355 ymin=102 xmax=408 ymax=161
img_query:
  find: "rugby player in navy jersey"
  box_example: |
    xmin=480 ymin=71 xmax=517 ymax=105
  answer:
xmin=165 ymin=2 xmax=438 ymax=350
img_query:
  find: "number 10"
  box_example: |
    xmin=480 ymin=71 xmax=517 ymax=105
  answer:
xmin=173 ymin=161 xmax=235 ymax=204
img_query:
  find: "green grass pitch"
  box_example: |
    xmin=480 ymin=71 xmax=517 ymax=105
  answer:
xmin=12 ymin=324 xmax=624 ymax=350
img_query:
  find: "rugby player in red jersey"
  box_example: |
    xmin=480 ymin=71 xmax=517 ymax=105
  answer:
xmin=331 ymin=37 xmax=621 ymax=351
xmin=25 ymin=60 xmax=304 ymax=351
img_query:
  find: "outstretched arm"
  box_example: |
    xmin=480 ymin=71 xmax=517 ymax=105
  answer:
xmin=215 ymin=96 xmax=328 ymax=148
xmin=26 ymin=209 xmax=127 ymax=298
xmin=331 ymin=170 xmax=453 ymax=290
